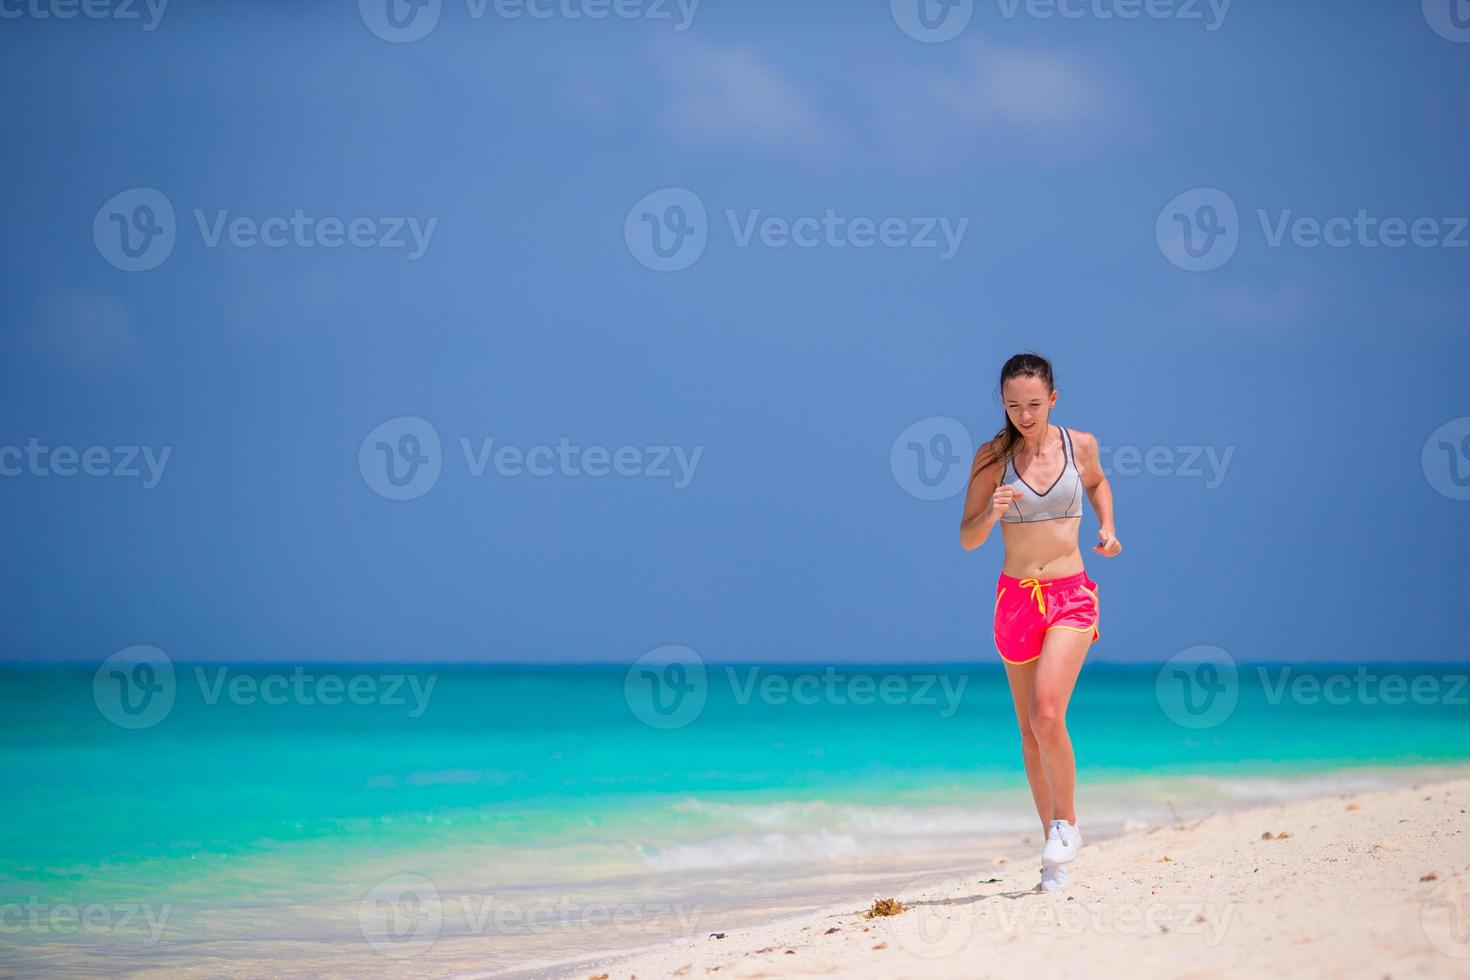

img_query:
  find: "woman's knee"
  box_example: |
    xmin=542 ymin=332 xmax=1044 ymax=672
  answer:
xmin=1028 ymin=696 xmax=1066 ymax=740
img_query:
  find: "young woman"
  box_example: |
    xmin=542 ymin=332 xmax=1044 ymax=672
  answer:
xmin=959 ymin=352 xmax=1122 ymax=892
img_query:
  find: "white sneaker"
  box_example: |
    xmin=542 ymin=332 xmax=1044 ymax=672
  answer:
xmin=1040 ymin=862 xmax=1070 ymax=892
xmin=1041 ymin=819 xmax=1081 ymax=865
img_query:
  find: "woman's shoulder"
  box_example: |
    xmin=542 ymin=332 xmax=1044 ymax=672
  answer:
xmin=1061 ymin=426 xmax=1101 ymax=465
xmin=1062 ymin=426 xmax=1098 ymax=450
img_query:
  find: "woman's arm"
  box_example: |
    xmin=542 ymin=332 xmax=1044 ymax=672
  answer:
xmin=1072 ymin=430 xmax=1122 ymax=557
xmin=959 ymin=444 xmax=1019 ymax=551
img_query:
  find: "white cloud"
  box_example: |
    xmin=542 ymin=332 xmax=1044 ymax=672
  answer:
xmin=648 ymin=38 xmax=1141 ymax=170
xmin=926 ymin=42 xmax=1102 ymax=132
xmin=871 ymin=39 xmax=1143 ymax=168
xmin=657 ymin=41 xmax=841 ymax=156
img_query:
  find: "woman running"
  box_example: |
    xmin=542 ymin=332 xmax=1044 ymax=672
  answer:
xmin=959 ymin=352 xmax=1123 ymax=892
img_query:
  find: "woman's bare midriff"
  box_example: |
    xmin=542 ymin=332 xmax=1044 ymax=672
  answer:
xmin=1000 ymin=517 xmax=1085 ymax=579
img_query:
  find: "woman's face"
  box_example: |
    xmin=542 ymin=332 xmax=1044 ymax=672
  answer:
xmin=1002 ymin=375 xmax=1057 ymax=437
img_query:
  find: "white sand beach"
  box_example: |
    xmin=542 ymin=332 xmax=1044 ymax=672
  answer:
xmin=548 ymin=777 xmax=1470 ymax=979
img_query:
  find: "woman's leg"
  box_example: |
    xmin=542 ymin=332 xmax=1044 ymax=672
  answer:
xmin=1028 ymin=628 xmax=1093 ymax=826
xmin=1002 ymin=659 xmax=1054 ymax=839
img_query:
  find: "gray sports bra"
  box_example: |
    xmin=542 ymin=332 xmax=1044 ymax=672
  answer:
xmin=1000 ymin=426 xmax=1083 ymax=523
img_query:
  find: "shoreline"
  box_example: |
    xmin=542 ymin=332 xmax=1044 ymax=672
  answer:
xmin=517 ymin=770 xmax=1470 ymax=980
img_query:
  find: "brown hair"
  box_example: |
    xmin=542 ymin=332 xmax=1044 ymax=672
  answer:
xmin=973 ymin=351 xmax=1055 ymax=480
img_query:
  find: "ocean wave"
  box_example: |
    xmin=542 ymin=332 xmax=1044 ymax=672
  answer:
xmin=669 ymin=797 xmax=1034 ymax=836
xmin=638 ymin=831 xmax=867 ymax=871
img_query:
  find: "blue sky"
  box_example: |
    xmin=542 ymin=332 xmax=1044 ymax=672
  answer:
xmin=1 ymin=0 xmax=1467 ymax=664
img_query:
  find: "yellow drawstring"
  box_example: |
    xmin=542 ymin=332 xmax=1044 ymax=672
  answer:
xmin=1018 ymin=578 xmax=1047 ymax=616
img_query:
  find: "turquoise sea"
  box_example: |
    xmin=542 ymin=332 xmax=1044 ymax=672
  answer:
xmin=3 ymin=660 xmax=1469 ymax=976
